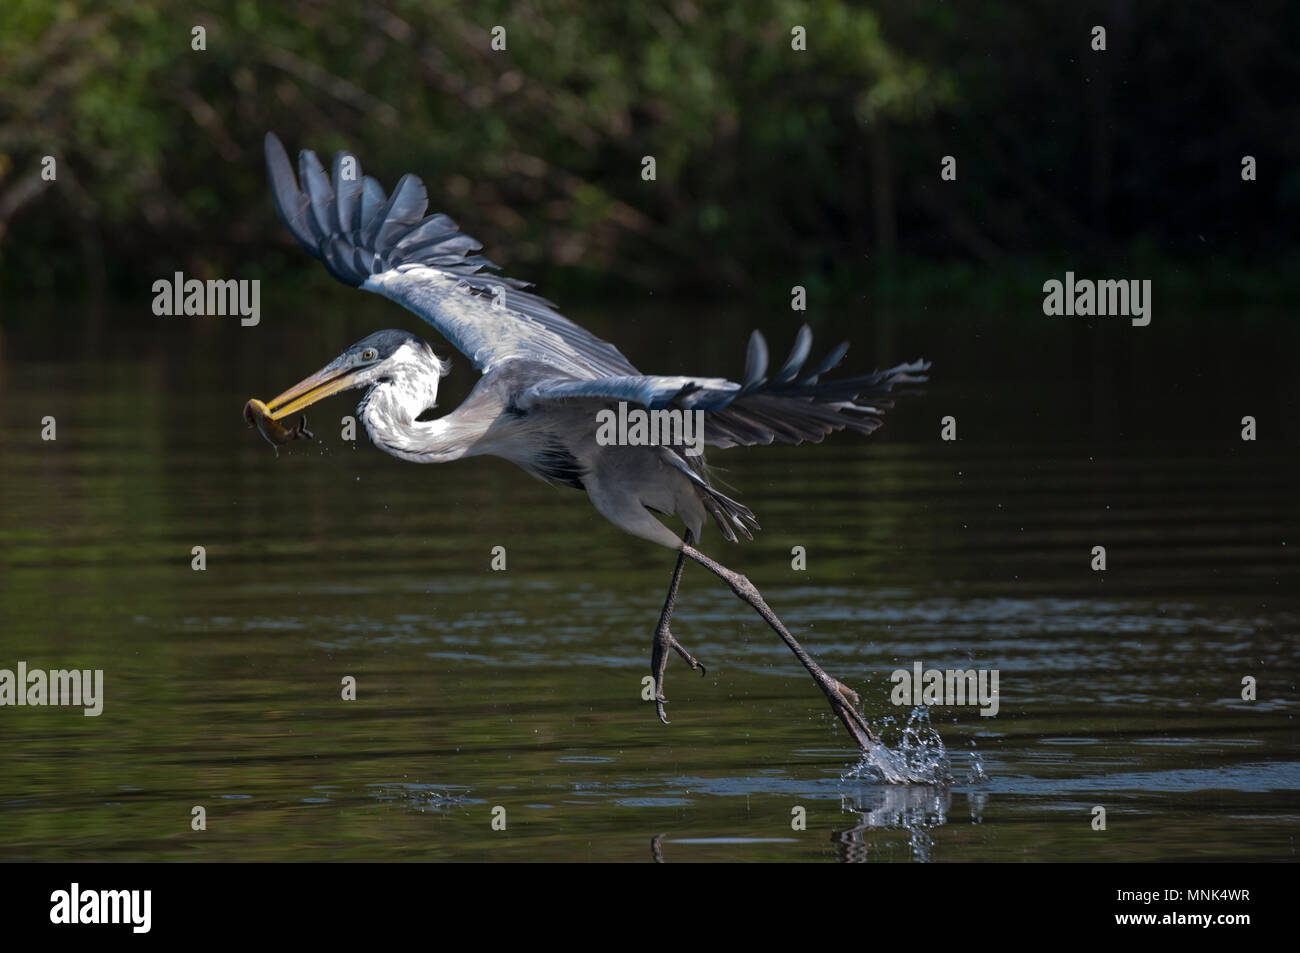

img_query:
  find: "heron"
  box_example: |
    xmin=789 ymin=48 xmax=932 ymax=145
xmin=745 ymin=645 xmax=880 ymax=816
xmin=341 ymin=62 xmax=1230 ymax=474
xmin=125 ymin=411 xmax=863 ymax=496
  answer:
xmin=256 ymin=132 xmax=929 ymax=754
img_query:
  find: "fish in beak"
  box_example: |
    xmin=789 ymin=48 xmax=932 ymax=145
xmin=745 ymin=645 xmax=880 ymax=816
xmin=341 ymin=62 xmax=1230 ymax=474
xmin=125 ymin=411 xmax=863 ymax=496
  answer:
xmin=243 ymin=357 xmax=367 ymax=450
xmin=244 ymin=398 xmax=313 ymax=449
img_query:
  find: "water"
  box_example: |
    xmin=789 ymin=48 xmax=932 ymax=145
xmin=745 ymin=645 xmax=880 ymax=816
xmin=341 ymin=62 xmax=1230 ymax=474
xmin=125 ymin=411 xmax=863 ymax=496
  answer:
xmin=0 ymin=299 xmax=1297 ymax=861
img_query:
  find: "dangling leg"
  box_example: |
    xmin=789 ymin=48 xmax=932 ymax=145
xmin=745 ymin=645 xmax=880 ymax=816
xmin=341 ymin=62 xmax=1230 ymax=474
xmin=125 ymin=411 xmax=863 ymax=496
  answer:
xmin=682 ymin=543 xmax=877 ymax=753
xmin=650 ymin=530 xmax=706 ymax=724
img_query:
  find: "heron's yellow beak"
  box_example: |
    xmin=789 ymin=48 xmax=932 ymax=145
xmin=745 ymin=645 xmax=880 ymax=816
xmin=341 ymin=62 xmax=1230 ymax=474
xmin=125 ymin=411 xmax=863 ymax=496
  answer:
xmin=263 ymin=364 xmax=363 ymax=420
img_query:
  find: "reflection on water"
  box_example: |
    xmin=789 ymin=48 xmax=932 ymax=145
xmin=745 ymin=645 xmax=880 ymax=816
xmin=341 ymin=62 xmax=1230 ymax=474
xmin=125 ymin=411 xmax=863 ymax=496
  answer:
xmin=834 ymin=787 xmax=959 ymax=863
xmin=0 ymin=303 xmax=1298 ymax=861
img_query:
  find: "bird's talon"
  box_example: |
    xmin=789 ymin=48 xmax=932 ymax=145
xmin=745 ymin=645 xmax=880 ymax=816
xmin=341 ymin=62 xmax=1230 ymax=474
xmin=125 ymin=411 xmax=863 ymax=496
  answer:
xmin=834 ymin=679 xmax=861 ymax=707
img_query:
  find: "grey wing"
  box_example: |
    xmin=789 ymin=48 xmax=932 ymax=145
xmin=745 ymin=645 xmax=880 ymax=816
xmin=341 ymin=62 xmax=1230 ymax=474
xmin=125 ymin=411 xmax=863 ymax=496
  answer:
xmin=518 ymin=325 xmax=929 ymax=448
xmin=264 ymin=132 xmax=638 ymax=380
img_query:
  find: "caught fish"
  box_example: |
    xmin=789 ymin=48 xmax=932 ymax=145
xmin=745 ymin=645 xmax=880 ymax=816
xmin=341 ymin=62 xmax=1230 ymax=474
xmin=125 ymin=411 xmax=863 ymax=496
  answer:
xmin=244 ymin=397 xmax=313 ymax=452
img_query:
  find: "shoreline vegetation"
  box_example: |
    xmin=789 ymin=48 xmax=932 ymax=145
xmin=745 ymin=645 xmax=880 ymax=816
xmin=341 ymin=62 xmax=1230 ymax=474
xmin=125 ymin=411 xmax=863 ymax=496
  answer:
xmin=2 ymin=2 xmax=1295 ymax=309
xmin=5 ymin=252 xmax=1297 ymax=325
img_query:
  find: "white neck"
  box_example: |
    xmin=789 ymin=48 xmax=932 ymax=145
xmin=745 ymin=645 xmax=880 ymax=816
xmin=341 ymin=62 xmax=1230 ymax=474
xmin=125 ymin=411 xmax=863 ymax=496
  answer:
xmin=361 ymin=373 xmax=495 ymax=464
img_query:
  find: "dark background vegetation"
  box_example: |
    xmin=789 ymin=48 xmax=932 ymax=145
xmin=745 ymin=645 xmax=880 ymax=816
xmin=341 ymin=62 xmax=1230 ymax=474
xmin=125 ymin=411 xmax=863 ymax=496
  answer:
xmin=1 ymin=0 xmax=1297 ymax=310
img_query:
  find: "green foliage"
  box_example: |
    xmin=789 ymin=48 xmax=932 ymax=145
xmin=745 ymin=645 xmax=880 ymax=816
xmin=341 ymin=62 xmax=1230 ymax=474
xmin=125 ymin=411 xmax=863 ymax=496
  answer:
xmin=0 ymin=0 xmax=1295 ymax=301
xmin=0 ymin=0 xmax=945 ymax=294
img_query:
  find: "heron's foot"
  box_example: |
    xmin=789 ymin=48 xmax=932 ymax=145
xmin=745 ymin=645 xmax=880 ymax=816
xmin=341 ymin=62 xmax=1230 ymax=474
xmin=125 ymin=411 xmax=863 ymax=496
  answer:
xmin=651 ymin=624 xmax=707 ymax=725
xmin=822 ymin=677 xmax=877 ymax=753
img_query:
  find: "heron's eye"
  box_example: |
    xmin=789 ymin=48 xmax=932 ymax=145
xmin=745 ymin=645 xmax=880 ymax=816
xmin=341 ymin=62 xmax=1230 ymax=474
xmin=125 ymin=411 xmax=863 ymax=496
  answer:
xmin=361 ymin=348 xmax=378 ymax=362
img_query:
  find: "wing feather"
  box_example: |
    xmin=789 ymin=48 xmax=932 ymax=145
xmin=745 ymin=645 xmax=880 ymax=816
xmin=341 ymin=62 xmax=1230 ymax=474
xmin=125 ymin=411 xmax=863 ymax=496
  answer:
xmin=518 ymin=325 xmax=929 ymax=449
xmin=265 ymin=132 xmax=636 ymax=379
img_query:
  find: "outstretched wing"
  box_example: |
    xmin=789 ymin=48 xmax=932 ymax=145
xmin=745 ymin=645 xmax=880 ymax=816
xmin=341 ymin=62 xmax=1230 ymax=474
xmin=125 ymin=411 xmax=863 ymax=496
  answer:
xmin=264 ymin=132 xmax=638 ymax=380
xmin=518 ymin=324 xmax=930 ymax=448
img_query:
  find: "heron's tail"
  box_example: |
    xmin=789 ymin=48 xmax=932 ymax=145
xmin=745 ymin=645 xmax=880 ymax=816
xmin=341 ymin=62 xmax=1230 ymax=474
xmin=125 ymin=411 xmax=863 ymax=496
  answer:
xmin=704 ymin=326 xmax=930 ymax=448
xmin=661 ymin=449 xmax=760 ymax=543
xmin=698 ymin=480 xmax=761 ymax=543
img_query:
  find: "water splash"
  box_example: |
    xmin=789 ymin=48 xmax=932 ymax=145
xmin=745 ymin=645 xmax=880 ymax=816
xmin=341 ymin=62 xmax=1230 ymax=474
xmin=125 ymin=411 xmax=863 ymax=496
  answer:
xmin=366 ymin=781 xmax=475 ymax=813
xmin=966 ymin=739 xmax=989 ymax=785
xmin=843 ymin=707 xmax=952 ymax=785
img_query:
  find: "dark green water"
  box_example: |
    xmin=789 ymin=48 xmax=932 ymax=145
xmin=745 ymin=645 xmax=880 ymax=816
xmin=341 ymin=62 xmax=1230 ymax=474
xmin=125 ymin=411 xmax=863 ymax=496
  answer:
xmin=0 ymin=299 xmax=1297 ymax=861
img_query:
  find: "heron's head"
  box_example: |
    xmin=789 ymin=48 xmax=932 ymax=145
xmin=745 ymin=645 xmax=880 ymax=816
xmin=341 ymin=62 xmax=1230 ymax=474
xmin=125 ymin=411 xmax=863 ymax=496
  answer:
xmin=262 ymin=329 xmax=449 ymax=423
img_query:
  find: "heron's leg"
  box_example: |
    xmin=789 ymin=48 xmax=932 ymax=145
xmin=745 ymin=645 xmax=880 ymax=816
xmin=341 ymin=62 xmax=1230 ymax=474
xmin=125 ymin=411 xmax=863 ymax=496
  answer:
xmin=681 ymin=544 xmax=877 ymax=753
xmin=650 ymin=530 xmax=706 ymax=725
